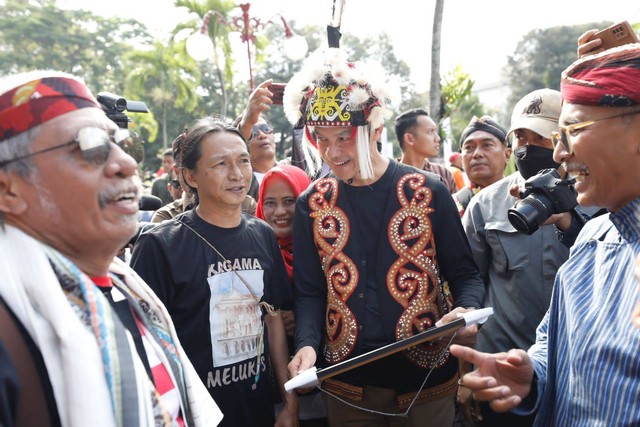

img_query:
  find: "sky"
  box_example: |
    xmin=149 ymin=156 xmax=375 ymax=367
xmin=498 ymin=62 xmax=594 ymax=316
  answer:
xmin=58 ymin=0 xmax=640 ymax=108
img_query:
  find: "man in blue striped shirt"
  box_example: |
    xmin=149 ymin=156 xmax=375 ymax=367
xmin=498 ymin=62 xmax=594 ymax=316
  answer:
xmin=451 ymin=43 xmax=640 ymax=425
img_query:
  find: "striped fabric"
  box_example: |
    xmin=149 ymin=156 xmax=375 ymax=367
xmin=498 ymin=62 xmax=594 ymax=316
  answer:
xmin=527 ymin=197 xmax=640 ymax=425
xmin=47 ymin=249 xmax=186 ymax=427
xmin=135 ymin=316 xmax=185 ymax=427
xmin=48 ymin=251 xmax=144 ymax=427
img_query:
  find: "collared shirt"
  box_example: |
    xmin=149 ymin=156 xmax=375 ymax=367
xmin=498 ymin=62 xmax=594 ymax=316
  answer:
xmin=452 ymin=184 xmax=482 ymax=217
xmin=525 ymin=197 xmax=640 ymax=425
xmin=151 ymin=197 xmax=186 ymax=223
xmin=423 ymin=160 xmax=457 ymax=194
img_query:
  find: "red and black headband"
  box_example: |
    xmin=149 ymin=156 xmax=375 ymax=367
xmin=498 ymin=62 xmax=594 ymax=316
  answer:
xmin=0 ymin=76 xmax=100 ymax=141
xmin=561 ymin=44 xmax=640 ymax=107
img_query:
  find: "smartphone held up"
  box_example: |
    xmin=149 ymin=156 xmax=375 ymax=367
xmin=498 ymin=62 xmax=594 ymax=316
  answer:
xmin=269 ymin=83 xmax=286 ymax=105
xmin=593 ymin=21 xmax=638 ymax=51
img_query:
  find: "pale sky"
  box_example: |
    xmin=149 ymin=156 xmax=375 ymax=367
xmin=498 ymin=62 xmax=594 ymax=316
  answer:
xmin=58 ymin=0 xmax=640 ymax=107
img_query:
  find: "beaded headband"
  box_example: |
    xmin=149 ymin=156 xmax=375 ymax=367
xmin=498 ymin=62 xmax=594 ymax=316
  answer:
xmin=284 ymin=48 xmax=397 ymax=131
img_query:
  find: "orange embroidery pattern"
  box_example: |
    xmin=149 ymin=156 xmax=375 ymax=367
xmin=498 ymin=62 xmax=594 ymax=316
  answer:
xmin=310 ymin=178 xmax=358 ymax=363
xmin=387 ymin=173 xmax=447 ymax=368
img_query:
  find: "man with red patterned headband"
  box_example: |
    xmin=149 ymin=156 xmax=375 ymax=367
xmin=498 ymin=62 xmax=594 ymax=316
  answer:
xmin=0 ymin=71 xmax=222 ymax=427
xmin=284 ymin=48 xmax=484 ymax=426
xmin=451 ymin=44 xmax=640 ymax=425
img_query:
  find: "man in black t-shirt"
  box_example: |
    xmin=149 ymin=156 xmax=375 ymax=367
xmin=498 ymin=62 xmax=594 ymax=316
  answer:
xmin=132 ymin=117 xmax=296 ymax=426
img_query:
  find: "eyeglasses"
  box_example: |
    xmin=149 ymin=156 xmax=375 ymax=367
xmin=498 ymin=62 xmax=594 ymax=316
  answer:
xmin=169 ymin=179 xmax=181 ymax=190
xmin=249 ymin=123 xmax=274 ymax=140
xmin=0 ymin=127 xmax=130 ymax=168
xmin=551 ymin=109 xmax=640 ymax=155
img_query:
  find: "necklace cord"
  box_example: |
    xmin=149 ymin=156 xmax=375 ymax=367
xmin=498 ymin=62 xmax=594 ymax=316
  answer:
xmin=316 ymin=330 xmax=458 ymax=417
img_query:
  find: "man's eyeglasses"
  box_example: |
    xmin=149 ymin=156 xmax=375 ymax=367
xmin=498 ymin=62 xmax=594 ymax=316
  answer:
xmin=249 ymin=123 xmax=274 ymax=140
xmin=0 ymin=127 xmax=130 ymax=167
xmin=551 ymin=109 xmax=640 ymax=155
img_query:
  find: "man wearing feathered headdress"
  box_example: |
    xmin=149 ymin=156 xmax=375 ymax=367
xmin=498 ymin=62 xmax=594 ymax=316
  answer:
xmin=285 ymin=48 xmax=484 ymax=425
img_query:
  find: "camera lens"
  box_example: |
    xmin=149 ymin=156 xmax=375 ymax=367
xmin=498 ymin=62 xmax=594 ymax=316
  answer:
xmin=507 ymin=194 xmax=554 ymax=235
xmin=97 ymin=92 xmax=127 ymax=113
xmin=113 ymin=97 xmax=127 ymax=112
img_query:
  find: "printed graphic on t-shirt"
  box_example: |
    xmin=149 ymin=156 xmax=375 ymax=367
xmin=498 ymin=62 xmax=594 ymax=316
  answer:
xmin=208 ymin=269 xmax=264 ymax=367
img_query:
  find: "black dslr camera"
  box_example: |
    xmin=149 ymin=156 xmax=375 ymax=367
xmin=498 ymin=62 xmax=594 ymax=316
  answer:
xmin=507 ymin=168 xmax=578 ymax=235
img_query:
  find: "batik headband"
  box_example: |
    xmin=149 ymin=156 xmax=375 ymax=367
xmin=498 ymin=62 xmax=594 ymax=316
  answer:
xmin=459 ymin=115 xmax=508 ymax=145
xmin=0 ymin=76 xmax=100 ymax=141
xmin=561 ymin=43 xmax=640 ymax=107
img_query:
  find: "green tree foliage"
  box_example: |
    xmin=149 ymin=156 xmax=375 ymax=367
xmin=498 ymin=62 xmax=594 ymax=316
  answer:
xmin=0 ymin=0 xmax=151 ymax=93
xmin=504 ymin=21 xmax=612 ymax=109
xmin=440 ymin=65 xmax=484 ymax=151
xmin=0 ymin=0 xmax=444 ymax=169
xmin=341 ymin=32 xmax=418 ymax=111
xmin=175 ymin=0 xmax=253 ymax=117
xmin=441 ymin=65 xmax=475 ymax=117
xmin=124 ymin=40 xmax=200 ymax=153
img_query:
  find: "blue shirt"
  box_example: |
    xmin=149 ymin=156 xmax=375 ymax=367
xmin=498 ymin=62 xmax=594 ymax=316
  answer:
xmin=524 ymin=197 xmax=640 ymax=425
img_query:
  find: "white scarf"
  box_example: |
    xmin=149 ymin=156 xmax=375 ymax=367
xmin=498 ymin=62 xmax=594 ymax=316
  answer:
xmin=0 ymin=225 xmax=223 ymax=426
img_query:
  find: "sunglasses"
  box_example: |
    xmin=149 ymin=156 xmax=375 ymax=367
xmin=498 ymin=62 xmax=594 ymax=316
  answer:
xmin=169 ymin=179 xmax=181 ymax=190
xmin=0 ymin=127 xmax=130 ymax=167
xmin=551 ymin=109 xmax=640 ymax=155
xmin=249 ymin=123 xmax=274 ymax=140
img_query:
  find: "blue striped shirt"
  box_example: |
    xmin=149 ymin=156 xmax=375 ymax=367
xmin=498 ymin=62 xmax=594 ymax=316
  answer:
xmin=526 ymin=197 xmax=640 ymax=426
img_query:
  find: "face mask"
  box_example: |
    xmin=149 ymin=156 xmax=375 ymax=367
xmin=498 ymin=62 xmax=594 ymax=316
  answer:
xmin=513 ymin=145 xmax=561 ymax=179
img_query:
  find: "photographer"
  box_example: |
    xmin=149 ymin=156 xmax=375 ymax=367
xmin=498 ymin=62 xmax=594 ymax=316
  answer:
xmin=506 ymin=169 xmax=601 ymax=248
xmin=460 ymin=89 xmax=569 ymax=426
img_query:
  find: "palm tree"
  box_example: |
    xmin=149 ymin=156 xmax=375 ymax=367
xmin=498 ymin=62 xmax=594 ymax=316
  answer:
xmin=175 ymin=0 xmax=237 ymax=116
xmin=125 ymin=40 xmax=200 ymax=151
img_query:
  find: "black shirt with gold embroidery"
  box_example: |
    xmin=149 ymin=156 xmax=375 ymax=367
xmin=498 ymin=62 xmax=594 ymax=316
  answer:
xmin=293 ymin=160 xmax=484 ymax=396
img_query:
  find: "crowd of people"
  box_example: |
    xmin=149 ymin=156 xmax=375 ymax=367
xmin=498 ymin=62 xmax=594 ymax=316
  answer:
xmin=0 ymin=24 xmax=639 ymax=427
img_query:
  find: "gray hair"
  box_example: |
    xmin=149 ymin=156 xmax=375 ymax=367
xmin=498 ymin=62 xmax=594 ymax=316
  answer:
xmin=0 ymin=127 xmax=41 ymax=226
xmin=0 ymin=126 xmax=40 ymax=179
